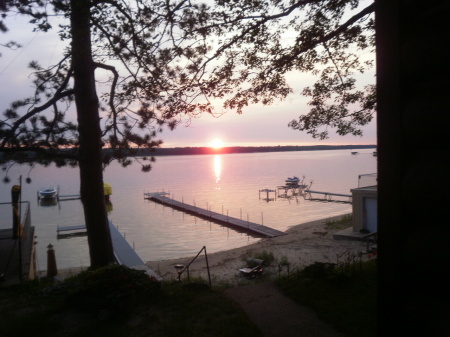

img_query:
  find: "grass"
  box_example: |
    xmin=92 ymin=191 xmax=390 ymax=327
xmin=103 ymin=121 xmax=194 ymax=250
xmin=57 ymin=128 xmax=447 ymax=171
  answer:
xmin=0 ymin=265 xmax=262 ymax=337
xmin=277 ymin=259 xmax=377 ymax=337
xmin=324 ymin=213 xmax=353 ymax=229
xmin=0 ymin=258 xmax=376 ymax=337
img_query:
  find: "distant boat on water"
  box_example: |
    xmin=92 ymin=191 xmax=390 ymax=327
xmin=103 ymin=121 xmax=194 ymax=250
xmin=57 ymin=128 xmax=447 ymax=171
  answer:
xmin=351 ymin=151 xmax=359 ymax=155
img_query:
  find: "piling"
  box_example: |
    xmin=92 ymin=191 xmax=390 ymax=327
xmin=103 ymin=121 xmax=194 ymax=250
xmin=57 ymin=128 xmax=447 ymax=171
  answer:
xmin=11 ymin=185 xmax=21 ymax=240
xmin=46 ymin=244 xmax=58 ymax=278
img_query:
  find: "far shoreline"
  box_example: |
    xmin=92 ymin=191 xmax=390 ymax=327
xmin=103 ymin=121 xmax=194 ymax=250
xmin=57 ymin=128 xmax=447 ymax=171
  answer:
xmin=107 ymin=144 xmax=377 ymax=157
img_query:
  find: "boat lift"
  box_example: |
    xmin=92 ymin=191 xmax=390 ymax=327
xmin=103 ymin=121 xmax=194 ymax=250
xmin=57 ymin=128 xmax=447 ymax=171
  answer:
xmin=259 ymin=189 xmax=276 ymax=202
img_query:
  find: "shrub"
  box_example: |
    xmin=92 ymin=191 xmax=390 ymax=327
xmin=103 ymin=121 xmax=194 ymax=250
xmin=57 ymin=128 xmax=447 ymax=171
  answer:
xmin=253 ymin=251 xmax=275 ymax=265
xmin=64 ymin=265 xmax=161 ymax=313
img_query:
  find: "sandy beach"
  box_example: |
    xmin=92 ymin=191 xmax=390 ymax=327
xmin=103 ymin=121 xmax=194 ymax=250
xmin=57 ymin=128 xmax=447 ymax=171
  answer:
xmin=145 ymin=214 xmax=370 ymax=284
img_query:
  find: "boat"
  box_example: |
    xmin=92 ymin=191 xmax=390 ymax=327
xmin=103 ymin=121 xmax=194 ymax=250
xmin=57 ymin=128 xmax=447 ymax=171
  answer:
xmin=351 ymin=151 xmax=359 ymax=155
xmin=285 ymin=176 xmax=300 ymax=185
xmin=373 ymin=150 xmax=377 ymax=156
xmin=38 ymin=187 xmax=58 ymax=200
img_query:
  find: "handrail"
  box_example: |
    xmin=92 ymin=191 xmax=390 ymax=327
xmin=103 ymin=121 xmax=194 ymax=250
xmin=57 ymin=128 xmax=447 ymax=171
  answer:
xmin=365 ymin=232 xmax=377 ymax=253
xmin=176 ymin=246 xmax=211 ymax=286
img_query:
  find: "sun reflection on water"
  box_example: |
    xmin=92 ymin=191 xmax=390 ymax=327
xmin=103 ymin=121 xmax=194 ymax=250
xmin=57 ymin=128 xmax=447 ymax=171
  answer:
xmin=214 ymin=155 xmax=222 ymax=184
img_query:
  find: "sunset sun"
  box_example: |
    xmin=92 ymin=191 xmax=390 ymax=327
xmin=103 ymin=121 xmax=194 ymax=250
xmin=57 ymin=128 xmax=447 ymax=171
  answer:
xmin=209 ymin=138 xmax=225 ymax=149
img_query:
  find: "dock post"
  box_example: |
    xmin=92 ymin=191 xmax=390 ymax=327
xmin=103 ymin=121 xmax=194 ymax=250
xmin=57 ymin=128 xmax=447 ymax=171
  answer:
xmin=11 ymin=185 xmax=21 ymax=240
xmin=46 ymin=244 xmax=57 ymax=278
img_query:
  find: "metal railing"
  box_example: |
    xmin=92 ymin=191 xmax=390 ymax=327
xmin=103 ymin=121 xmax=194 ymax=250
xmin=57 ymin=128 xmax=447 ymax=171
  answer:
xmin=175 ymin=246 xmax=211 ymax=286
xmin=0 ymin=201 xmax=32 ymax=282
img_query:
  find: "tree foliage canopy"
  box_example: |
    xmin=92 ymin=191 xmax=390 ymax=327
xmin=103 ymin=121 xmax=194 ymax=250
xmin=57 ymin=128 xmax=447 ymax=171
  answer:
xmin=1 ymin=0 xmax=215 ymax=170
xmin=0 ymin=0 xmax=375 ymax=269
xmin=197 ymin=0 xmax=376 ymax=139
xmin=1 ymin=0 xmax=375 ymax=170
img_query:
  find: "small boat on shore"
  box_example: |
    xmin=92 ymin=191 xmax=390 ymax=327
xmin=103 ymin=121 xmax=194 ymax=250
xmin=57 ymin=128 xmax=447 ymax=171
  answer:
xmin=38 ymin=186 xmax=58 ymax=200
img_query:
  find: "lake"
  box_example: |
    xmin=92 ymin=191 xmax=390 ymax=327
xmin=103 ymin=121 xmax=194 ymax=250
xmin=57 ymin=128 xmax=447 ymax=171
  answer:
xmin=0 ymin=149 xmax=377 ymax=271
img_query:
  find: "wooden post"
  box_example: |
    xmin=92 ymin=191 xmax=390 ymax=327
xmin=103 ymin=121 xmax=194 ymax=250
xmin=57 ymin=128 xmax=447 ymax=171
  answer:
xmin=46 ymin=244 xmax=57 ymax=278
xmin=11 ymin=185 xmax=21 ymax=240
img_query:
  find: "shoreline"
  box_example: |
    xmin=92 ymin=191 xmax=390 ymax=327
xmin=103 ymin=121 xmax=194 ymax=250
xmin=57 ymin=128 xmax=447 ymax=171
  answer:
xmin=46 ymin=214 xmax=369 ymax=283
xmin=145 ymin=213 xmax=369 ymax=284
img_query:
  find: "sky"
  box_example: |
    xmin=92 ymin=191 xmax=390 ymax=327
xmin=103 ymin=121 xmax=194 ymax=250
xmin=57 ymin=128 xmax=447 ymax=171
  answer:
xmin=0 ymin=5 xmax=377 ymax=149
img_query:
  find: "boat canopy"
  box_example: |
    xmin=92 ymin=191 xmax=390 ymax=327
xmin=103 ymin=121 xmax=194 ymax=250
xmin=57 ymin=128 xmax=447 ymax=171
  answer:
xmin=104 ymin=183 xmax=112 ymax=196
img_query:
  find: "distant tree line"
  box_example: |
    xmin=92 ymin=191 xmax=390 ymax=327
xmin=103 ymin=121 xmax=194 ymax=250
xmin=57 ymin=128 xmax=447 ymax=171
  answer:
xmin=131 ymin=144 xmax=377 ymax=156
xmin=1 ymin=144 xmax=376 ymax=163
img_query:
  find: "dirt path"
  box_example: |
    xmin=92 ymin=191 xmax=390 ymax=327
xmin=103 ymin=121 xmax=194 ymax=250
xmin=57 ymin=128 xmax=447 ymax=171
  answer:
xmin=224 ymin=282 xmax=345 ymax=337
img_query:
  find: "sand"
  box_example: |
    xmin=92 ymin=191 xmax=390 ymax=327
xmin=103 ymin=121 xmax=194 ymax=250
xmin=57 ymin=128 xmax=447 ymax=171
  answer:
xmin=145 ymin=214 xmax=370 ymax=284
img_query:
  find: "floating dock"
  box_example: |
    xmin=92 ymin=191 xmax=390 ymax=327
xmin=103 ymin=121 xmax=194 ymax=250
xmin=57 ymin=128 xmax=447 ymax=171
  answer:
xmin=58 ymin=194 xmax=81 ymax=201
xmin=144 ymin=192 xmax=285 ymax=238
xmin=57 ymin=224 xmax=87 ymax=233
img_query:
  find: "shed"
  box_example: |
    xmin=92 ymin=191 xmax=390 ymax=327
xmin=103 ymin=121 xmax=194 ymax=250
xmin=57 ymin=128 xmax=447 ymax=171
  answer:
xmin=351 ymin=185 xmax=378 ymax=233
xmin=333 ymin=173 xmax=378 ymax=242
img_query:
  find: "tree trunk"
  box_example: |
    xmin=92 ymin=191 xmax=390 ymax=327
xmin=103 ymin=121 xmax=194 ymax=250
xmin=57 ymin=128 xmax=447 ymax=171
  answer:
xmin=70 ymin=0 xmax=115 ymax=269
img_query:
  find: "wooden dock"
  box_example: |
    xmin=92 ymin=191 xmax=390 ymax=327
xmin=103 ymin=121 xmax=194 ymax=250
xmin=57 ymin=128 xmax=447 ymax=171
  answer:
xmin=58 ymin=194 xmax=81 ymax=201
xmin=304 ymin=190 xmax=352 ymax=203
xmin=144 ymin=192 xmax=285 ymax=238
xmin=56 ymin=222 xmax=162 ymax=280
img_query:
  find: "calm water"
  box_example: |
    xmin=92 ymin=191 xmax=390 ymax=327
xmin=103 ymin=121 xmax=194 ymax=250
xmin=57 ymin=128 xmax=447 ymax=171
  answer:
xmin=0 ymin=149 xmax=376 ymax=271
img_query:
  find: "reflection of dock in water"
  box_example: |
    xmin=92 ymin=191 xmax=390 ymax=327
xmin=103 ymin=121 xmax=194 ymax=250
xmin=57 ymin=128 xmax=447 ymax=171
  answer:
xmin=144 ymin=192 xmax=285 ymax=238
